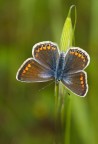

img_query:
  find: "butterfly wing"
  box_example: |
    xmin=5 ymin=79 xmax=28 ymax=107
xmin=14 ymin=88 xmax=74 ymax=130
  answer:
xmin=63 ymin=47 xmax=90 ymax=74
xmin=32 ymin=41 xmax=60 ymax=71
xmin=16 ymin=58 xmax=54 ymax=82
xmin=61 ymin=47 xmax=90 ymax=96
xmin=61 ymin=71 xmax=88 ymax=96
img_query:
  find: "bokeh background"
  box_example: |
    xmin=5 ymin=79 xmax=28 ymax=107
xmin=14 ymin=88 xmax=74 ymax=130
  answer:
xmin=0 ymin=0 xmax=98 ymax=144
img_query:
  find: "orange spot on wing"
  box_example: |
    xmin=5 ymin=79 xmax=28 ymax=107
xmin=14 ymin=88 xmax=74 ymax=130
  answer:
xmin=23 ymin=70 xmax=26 ymax=74
xmin=47 ymin=45 xmax=50 ymax=49
xmin=81 ymin=81 xmax=84 ymax=84
xmin=28 ymin=64 xmax=31 ymax=67
xmin=40 ymin=47 xmax=42 ymax=50
xmin=81 ymin=55 xmax=86 ymax=62
xmin=80 ymin=76 xmax=83 ymax=81
xmin=75 ymin=52 xmax=78 ymax=56
xmin=81 ymin=56 xmax=84 ymax=59
xmin=52 ymin=47 xmax=56 ymax=50
xmin=36 ymin=49 xmax=40 ymax=53
xmin=78 ymin=53 xmax=81 ymax=57
xmin=43 ymin=46 xmax=46 ymax=50
xmin=70 ymin=51 xmax=74 ymax=55
xmin=25 ymin=67 xmax=28 ymax=71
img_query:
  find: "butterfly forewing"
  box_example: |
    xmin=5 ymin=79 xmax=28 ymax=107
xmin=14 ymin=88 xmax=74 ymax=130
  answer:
xmin=16 ymin=58 xmax=54 ymax=82
xmin=62 ymin=71 xmax=88 ymax=96
xmin=63 ymin=47 xmax=90 ymax=74
xmin=32 ymin=41 xmax=59 ymax=71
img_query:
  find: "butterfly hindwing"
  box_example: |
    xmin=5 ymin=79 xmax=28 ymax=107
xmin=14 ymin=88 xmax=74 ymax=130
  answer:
xmin=16 ymin=58 xmax=54 ymax=82
xmin=32 ymin=41 xmax=59 ymax=71
xmin=61 ymin=71 xmax=88 ymax=96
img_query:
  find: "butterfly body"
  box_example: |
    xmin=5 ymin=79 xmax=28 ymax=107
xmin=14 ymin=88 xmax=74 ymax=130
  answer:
xmin=16 ymin=41 xmax=90 ymax=96
xmin=55 ymin=52 xmax=65 ymax=82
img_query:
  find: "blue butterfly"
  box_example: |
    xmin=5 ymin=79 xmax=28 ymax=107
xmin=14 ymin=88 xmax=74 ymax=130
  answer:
xmin=16 ymin=41 xmax=90 ymax=96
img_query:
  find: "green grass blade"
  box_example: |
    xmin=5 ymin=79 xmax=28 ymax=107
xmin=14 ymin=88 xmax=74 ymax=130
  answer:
xmin=60 ymin=5 xmax=76 ymax=51
xmin=60 ymin=5 xmax=77 ymax=144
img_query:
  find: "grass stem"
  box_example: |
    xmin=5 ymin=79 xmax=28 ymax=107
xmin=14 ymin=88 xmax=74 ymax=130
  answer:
xmin=65 ymin=96 xmax=72 ymax=144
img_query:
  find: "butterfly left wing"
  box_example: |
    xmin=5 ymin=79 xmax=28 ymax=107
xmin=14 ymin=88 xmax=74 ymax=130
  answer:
xmin=32 ymin=41 xmax=60 ymax=71
xmin=16 ymin=58 xmax=54 ymax=82
xmin=61 ymin=71 xmax=88 ymax=96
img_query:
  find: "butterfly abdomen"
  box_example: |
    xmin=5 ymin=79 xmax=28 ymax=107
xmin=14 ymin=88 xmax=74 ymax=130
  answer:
xmin=55 ymin=52 xmax=65 ymax=82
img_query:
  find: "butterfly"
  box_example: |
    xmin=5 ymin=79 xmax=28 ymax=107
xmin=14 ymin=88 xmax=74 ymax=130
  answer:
xmin=16 ymin=41 xmax=90 ymax=96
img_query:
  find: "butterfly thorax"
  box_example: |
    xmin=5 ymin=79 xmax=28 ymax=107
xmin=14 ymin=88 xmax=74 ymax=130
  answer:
xmin=55 ymin=52 xmax=65 ymax=82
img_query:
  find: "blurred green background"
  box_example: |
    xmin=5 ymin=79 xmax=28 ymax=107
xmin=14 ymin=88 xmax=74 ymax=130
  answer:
xmin=0 ymin=0 xmax=98 ymax=144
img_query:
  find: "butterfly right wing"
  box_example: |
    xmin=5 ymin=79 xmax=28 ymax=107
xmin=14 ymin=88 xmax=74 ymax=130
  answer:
xmin=63 ymin=47 xmax=90 ymax=74
xmin=61 ymin=47 xmax=90 ymax=96
xmin=62 ymin=71 xmax=88 ymax=96
xmin=16 ymin=58 xmax=54 ymax=82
